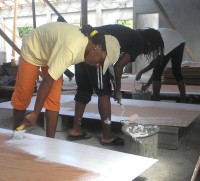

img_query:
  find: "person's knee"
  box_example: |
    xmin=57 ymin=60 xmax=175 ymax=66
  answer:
xmin=175 ymin=76 xmax=183 ymax=82
xmin=153 ymin=77 xmax=161 ymax=81
xmin=74 ymin=90 xmax=92 ymax=104
xmin=172 ymin=69 xmax=183 ymax=82
xmin=152 ymin=68 xmax=163 ymax=81
xmin=152 ymin=74 xmax=161 ymax=81
xmin=94 ymin=88 xmax=112 ymax=97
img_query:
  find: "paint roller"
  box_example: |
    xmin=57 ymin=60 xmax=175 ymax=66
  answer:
xmin=120 ymin=112 xmax=140 ymax=125
xmin=119 ymin=104 xmax=152 ymax=125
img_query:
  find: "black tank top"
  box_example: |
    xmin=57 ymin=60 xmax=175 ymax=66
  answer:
xmin=96 ymin=24 xmax=144 ymax=61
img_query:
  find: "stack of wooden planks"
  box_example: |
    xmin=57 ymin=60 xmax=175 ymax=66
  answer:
xmin=162 ymin=63 xmax=200 ymax=85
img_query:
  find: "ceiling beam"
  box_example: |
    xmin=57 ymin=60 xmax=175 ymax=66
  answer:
xmin=24 ymin=0 xmax=32 ymax=6
xmin=0 ymin=28 xmax=21 ymax=55
xmin=44 ymin=0 xmax=61 ymax=16
xmin=52 ymin=0 xmax=58 ymax=3
xmin=11 ymin=0 xmax=23 ymax=9
xmin=0 ymin=0 xmax=12 ymax=9
xmin=0 ymin=0 xmax=57 ymax=8
xmin=38 ymin=0 xmax=45 ymax=6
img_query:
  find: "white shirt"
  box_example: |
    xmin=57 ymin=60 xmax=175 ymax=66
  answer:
xmin=158 ymin=28 xmax=185 ymax=55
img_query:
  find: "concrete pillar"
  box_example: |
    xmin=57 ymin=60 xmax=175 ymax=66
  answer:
xmin=96 ymin=3 xmax=102 ymax=26
xmin=81 ymin=0 xmax=87 ymax=25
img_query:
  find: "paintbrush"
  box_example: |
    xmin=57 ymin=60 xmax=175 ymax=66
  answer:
xmin=13 ymin=114 xmax=32 ymax=139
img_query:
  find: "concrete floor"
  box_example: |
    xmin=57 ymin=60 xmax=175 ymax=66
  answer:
xmin=0 ymin=75 xmax=200 ymax=181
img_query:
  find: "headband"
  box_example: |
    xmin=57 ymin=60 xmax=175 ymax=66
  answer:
xmin=89 ymin=30 xmax=98 ymax=37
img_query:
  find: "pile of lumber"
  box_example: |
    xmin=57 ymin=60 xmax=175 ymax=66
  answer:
xmin=162 ymin=63 xmax=200 ymax=85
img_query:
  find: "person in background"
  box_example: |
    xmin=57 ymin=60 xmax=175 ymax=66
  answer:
xmin=68 ymin=25 xmax=186 ymax=145
xmin=11 ymin=22 xmax=120 ymax=138
xmin=135 ymin=28 xmax=186 ymax=102
xmin=67 ymin=24 xmax=156 ymax=146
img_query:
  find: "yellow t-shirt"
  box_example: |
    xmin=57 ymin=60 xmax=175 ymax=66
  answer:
xmin=21 ymin=22 xmax=88 ymax=80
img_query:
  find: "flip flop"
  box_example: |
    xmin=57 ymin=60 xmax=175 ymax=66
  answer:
xmin=67 ymin=132 xmax=92 ymax=141
xmin=100 ymin=136 xmax=124 ymax=146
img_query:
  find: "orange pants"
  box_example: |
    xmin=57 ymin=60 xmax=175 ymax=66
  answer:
xmin=11 ymin=57 xmax=63 ymax=111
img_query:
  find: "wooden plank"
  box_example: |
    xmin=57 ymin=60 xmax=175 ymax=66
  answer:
xmin=121 ymin=77 xmax=200 ymax=95
xmin=59 ymin=96 xmax=200 ymax=127
xmin=0 ymin=128 xmax=157 ymax=181
xmin=1 ymin=95 xmax=197 ymax=150
xmin=162 ymin=64 xmax=200 ymax=85
xmin=158 ymin=126 xmax=179 ymax=149
xmin=0 ymin=95 xmax=199 ymax=128
xmin=121 ymin=76 xmax=200 ymax=103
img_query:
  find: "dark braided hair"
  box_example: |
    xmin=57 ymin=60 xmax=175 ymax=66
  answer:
xmin=80 ymin=24 xmax=106 ymax=52
xmin=138 ymin=28 xmax=164 ymax=60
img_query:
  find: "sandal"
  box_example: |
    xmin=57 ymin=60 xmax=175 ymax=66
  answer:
xmin=100 ymin=136 xmax=124 ymax=146
xmin=67 ymin=132 xmax=92 ymax=141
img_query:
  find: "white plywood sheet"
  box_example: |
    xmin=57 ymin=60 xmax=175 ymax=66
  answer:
xmin=0 ymin=128 xmax=157 ymax=181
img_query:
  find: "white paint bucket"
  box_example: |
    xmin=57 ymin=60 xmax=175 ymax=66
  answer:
xmin=122 ymin=123 xmax=159 ymax=158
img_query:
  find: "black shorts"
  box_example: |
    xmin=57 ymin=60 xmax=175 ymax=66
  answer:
xmin=74 ymin=62 xmax=112 ymax=104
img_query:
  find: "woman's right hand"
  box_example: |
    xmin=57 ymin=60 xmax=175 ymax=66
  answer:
xmin=113 ymin=90 xmax=122 ymax=104
xmin=15 ymin=112 xmax=37 ymax=131
xmin=24 ymin=112 xmax=37 ymax=127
